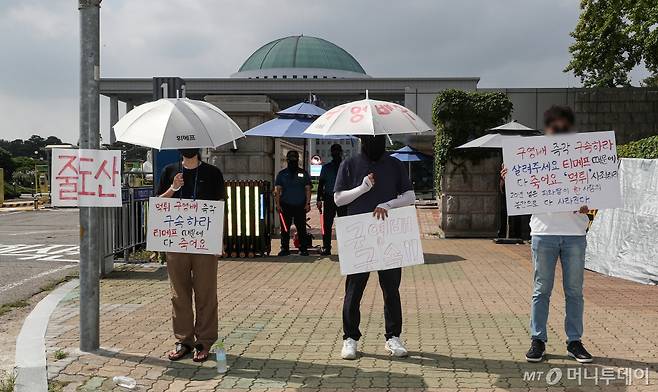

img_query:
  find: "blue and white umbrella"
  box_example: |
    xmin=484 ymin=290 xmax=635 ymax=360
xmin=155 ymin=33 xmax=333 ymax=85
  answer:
xmin=245 ymin=117 xmax=350 ymax=140
xmin=390 ymin=146 xmax=431 ymax=162
xmin=390 ymin=145 xmax=431 ymax=178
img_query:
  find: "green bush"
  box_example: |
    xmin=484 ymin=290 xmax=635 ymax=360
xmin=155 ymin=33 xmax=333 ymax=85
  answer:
xmin=617 ymin=135 xmax=658 ymax=159
xmin=432 ymin=89 xmax=513 ymax=191
xmin=3 ymin=182 xmax=21 ymax=200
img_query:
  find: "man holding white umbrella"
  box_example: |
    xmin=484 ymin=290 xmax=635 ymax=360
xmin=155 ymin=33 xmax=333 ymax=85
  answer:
xmin=113 ymin=96 xmax=243 ymax=362
xmin=305 ymin=92 xmax=431 ymax=359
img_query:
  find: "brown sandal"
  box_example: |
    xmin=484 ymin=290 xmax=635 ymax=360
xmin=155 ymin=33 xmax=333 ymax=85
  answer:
xmin=193 ymin=344 xmax=210 ymax=362
xmin=168 ymin=343 xmax=191 ymax=361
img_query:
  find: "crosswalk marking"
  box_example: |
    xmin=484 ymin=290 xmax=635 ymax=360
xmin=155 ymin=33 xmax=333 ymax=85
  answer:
xmin=0 ymin=244 xmax=79 ymax=263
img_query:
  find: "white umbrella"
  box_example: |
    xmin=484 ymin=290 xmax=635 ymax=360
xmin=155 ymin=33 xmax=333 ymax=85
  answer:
xmin=113 ymin=98 xmax=244 ymax=150
xmin=303 ymin=91 xmax=432 ymax=137
xmin=457 ymin=120 xmax=539 ymax=149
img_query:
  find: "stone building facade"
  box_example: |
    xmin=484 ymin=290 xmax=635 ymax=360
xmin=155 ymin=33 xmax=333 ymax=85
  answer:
xmin=203 ymin=95 xmax=280 ymax=184
xmin=573 ymin=88 xmax=658 ymax=144
xmin=438 ymin=157 xmax=501 ymax=237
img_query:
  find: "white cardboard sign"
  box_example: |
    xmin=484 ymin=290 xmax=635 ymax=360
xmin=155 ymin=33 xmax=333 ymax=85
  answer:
xmin=335 ymin=206 xmax=424 ymax=275
xmin=147 ymin=197 xmax=225 ymax=255
xmin=502 ymin=131 xmax=622 ymax=215
xmin=51 ymin=148 xmax=122 ymax=207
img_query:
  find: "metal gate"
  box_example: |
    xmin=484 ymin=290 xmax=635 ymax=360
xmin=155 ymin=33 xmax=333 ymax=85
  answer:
xmin=224 ymin=180 xmax=272 ymax=257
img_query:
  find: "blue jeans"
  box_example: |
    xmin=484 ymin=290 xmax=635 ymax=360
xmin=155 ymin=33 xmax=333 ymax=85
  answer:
xmin=530 ymin=235 xmax=586 ymax=343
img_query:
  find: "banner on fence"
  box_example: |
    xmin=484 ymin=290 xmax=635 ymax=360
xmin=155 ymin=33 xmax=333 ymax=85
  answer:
xmin=147 ymin=197 xmax=225 ymax=255
xmin=335 ymin=206 xmax=424 ymax=275
xmin=502 ymin=131 xmax=622 ymax=215
xmin=51 ymin=148 xmax=122 ymax=207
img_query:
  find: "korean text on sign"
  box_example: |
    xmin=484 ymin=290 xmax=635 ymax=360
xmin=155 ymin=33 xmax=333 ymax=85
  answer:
xmin=51 ymin=148 xmax=122 ymax=207
xmin=146 ymin=197 xmax=225 ymax=255
xmin=502 ymin=131 xmax=622 ymax=215
xmin=335 ymin=206 xmax=424 ymax=275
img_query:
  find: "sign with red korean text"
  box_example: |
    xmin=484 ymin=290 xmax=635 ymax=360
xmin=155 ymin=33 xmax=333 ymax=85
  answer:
xmin=502 ymin=131 xmax=621 ymax=215
xmin=51 ymin=148 xmax=122 ymax=207
xmin=146 ymin=197 xmax=225 ymax=255
xmin=335 ymin=206 xmax=424 ymax=275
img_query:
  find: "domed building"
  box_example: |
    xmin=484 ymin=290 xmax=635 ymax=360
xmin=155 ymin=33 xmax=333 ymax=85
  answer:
xmin=231 ymin=35 xmax=369 ymax=79
xmin=103 ymin=34 xmax=478 ymax=199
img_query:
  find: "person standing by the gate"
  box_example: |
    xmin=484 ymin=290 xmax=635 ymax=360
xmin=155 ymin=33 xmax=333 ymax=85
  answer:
xmin=334 ymin=135 xmax=416 ymax=360
xmin=157 ymin=148 xmax=225 ymax=362
xmin=275 ymin=150 xmax=312 ymax=256
xmin=317 ymin=144 xmax=347 ymax=256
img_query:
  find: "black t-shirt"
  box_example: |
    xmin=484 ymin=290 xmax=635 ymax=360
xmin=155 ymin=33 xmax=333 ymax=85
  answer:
xmin=334 ymin=153 xmax=412 ymax=215
xmin=157 ymin=161 xmax=226 ymax=201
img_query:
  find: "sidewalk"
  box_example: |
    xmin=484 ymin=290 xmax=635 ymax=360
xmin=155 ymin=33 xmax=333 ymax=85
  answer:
xmin=45 ymin=239 xmax=657 ymax=391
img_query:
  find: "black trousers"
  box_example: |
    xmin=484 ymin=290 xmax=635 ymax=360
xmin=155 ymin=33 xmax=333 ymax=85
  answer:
xmin=321 ymin=196 xmax=347 ymax=250
xmin=343 ymin=268 xmax=402 ymax=341
xmin=280 ymin=202 xmax=307 ymax=252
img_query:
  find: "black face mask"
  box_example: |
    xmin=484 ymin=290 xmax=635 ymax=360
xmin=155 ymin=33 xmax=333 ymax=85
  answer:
xmin=360 ymin=135 xmax=386 ymax=161
xmin=179 ymin=149 xmax=199 ymax=159
xmin=552 ymin=127 xmax=571 ymax=134
xmin=331 ymin=151 xmax=342 ymax=162
xmin=287 ymin=158 xmax=299 ymax=169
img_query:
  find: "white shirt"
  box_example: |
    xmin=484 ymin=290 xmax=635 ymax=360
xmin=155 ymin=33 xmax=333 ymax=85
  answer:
xmin=530 ymin=212 xmax=590 ymax=236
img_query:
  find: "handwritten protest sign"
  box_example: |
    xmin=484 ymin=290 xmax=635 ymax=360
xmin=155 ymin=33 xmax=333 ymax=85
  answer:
xmin=147 ymin=197 xmax=225 ymax=255
xmin=51 ymin=148 xmax=122 ymax=207
xmin=502 ymin=131 xmax=621 ymax=215
xmin=335 ymin=206 xmax=424 ymax=275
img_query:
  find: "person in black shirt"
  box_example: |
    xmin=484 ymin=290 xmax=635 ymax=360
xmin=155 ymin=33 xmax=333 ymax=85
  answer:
xmin=274 ymin=150 xmax=312 ymax=256
xmin=157 ymin=148 xmax=225 ymax=363
xmin=333 ymin=135 xmax=416 ymax=360
xmin=316 ymin=144 xmax=347 ymax=255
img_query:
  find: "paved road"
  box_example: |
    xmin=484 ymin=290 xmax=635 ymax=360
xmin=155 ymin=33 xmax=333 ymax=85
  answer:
xmin=0 ymin=208 xmax=79 ymax=306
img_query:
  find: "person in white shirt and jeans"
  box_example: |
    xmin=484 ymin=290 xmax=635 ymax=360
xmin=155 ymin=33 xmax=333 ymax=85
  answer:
xmin=501 ymin=106 xmax=593 ymax=363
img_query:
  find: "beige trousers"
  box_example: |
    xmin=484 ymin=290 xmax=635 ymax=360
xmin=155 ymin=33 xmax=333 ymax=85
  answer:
xmin=166 ymin=252 xmax=218 ymax=349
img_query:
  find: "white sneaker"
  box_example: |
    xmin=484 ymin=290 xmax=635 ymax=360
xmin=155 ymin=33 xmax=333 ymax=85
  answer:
xmin=341 ymin=338 xmax=357 ymax=360
xmin=385 ymin=336 xmax=408 ymax=357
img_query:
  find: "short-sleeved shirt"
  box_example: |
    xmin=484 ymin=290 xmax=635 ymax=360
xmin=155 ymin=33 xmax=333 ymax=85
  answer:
xmin=334 ymin=153 xmax=412 ymax=215
xmin=275 ymin=167 xmax=311 ymax=206
xmin=318 ymin=160 xmax=341 ymax=200
xmin=157 ymin=161 xmax=226 ymax=201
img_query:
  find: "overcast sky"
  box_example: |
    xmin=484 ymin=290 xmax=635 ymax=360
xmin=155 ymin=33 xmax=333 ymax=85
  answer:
xmin=1 ymin=0 xmax=650 ymax=143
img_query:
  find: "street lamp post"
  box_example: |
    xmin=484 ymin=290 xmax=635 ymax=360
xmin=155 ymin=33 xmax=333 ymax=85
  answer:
xmin=78 ymin=0 xmax=102 ymax=352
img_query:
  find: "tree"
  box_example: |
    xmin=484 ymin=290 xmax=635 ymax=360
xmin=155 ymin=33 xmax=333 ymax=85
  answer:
xmin=0 ymin=147 xmax=15 ymax=179
xmin=44 ymin=136 xmax=63 ymax=146
xmin=432 ymin=89 xmax=513 ymax=190
xmin=0 ymin=135 xmax=65 ymax=159
xmin=565 ymin=0 xmax=658 ymax=87
xmin=12 ymin=156 xmax=37 ymax=171
xmin=641 ymin=74 xmax=658 ymax=87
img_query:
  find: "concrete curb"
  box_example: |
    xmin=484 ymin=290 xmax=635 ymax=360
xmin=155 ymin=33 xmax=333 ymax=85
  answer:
xmin=1 ymin=200 xmax=37 ymax=209
xmin=14 ymin=279 xmax=79 ymax=392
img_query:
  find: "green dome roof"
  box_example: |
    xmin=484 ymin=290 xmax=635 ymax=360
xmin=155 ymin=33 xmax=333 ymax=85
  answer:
xmin=237 ymin=35 xmax=366 ymax=75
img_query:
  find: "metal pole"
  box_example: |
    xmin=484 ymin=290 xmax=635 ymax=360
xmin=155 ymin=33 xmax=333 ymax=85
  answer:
xmin=79 ymin=0 xmax=101 ymax=352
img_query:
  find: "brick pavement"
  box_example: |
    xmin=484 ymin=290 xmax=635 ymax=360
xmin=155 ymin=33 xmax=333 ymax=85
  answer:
xmin=45 ymin=239 xmax=657 ymax=391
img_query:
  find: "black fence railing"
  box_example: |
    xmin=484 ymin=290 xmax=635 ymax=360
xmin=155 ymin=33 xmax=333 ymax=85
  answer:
xmin=102 ymin=186 xmax=153 ymax=267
